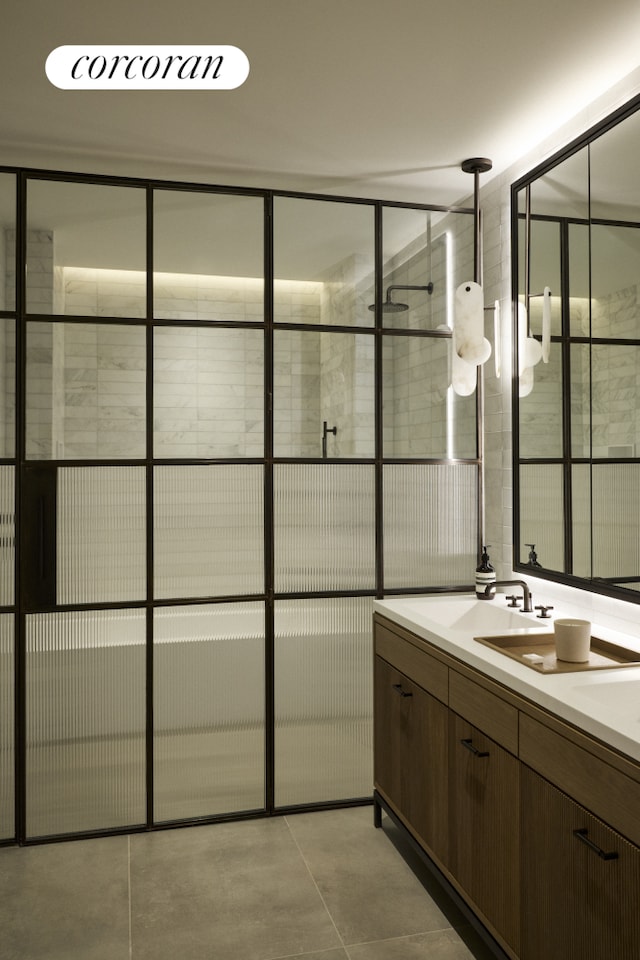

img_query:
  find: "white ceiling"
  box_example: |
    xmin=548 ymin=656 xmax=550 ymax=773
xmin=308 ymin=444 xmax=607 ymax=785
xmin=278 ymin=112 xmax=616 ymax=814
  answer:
xmin=2 ymin=0 xmax=640 ymax=207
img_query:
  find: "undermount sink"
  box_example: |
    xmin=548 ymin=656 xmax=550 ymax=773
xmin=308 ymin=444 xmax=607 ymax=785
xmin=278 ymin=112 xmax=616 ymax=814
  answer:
xmin=572 ymin=679 xmax=640 ymax=723
xmin=401 ymin=597 xmax=539 ymax=633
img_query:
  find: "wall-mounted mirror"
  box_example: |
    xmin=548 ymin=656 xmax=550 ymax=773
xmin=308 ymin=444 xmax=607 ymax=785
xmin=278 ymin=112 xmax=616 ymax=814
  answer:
xmin=512 ymin=93 xmax=640 ymax=602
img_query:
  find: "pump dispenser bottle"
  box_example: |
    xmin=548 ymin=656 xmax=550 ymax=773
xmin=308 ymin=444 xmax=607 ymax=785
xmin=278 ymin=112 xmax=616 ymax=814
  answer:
xmin=475 ymin=545 xmax=496 ymax=599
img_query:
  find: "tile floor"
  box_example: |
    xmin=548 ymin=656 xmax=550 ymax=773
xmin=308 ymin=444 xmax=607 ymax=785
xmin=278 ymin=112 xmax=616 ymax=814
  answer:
xmin=0 ymin=806 xmax=499 ymax=960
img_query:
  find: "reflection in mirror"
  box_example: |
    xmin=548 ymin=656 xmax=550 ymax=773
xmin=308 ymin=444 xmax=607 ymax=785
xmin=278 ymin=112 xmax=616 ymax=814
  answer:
xmin=513 ymin=96 xmax=640 ymax=602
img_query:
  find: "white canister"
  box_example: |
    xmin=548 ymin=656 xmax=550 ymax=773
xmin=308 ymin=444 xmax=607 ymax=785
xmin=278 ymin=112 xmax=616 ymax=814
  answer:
xmin=554 ymin=619 xmax=591 ymax=663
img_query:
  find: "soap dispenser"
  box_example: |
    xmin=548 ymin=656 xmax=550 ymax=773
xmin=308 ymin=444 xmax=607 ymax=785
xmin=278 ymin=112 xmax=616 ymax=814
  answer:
xmin=475 ymin=545 xmax=496 ymax=600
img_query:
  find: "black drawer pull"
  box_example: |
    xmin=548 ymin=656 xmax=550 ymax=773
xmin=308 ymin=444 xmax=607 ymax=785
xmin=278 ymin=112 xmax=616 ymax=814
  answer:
xmin=573 ymin=828 xmax=619 ymax=861
xmin=392 ymin=683 xmax=413 ymax=698
xmin=460 ymin=737 xmax=489 ymax=758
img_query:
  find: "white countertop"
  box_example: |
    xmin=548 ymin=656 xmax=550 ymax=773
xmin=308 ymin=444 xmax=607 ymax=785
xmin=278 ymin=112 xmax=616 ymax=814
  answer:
xmin=374 ymin=593 xmax=640 ymax=764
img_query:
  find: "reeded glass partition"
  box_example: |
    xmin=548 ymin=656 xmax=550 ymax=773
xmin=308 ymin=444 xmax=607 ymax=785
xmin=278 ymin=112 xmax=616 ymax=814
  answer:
xmin=25 ymin=609 xmax=146 ymax=838
xmin=4 ymin=170 xmax=479 ymax=844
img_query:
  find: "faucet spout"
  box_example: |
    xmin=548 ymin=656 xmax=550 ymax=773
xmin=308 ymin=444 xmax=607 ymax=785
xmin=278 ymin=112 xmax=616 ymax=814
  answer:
xmin=484 ymin=579 xmax=533 ymax=613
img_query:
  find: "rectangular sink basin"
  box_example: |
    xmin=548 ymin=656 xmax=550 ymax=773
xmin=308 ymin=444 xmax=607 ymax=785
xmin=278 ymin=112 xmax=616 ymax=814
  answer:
xmin=474 ymin=633 xmax=640 ymax=674
xmin=399 ymin=598 xmax=537 ymax=633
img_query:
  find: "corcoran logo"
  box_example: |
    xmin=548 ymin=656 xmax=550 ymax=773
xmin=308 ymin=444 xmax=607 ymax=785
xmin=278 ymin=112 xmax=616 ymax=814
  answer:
xmin=46 ymin=45 xmax=250 ymax=90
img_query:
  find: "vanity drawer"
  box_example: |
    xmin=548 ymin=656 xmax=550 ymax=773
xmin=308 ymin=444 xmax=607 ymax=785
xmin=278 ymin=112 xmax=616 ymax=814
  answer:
xmin=520 ymin=713 xmax=640 ymax=847
xmin=449 ymin=670 xmax=519 ymax=755
xmin=374 ymin=618 xmax=448 ymax=704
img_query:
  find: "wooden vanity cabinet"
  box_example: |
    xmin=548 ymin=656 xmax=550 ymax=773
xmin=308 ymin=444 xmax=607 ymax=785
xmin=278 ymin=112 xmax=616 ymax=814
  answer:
xmin=521 ymin=764 xmax=640 ymax=960
xmin=374 ymin=652 xmax=449 ymax=865
xmin=449 ymin=714 xmax=520 ymax=954
xmin=373 ymin=613 xmax=640 ymax=960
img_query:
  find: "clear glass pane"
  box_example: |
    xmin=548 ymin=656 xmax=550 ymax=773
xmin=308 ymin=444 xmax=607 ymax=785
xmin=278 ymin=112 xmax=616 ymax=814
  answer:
xmin=570 ymin=343 xmax=591 ymax=458
xmin=274 ymin=464 xmax=375 ymax=592
xmin=591 ymin=344 xmax=640 ymax=458
xmin=25 ymin=609 xmax=146 ymax=837
xmin=519 ymin=340 xmax=563 ymax=458
xmin=568 ymin=223 xmax=591 ymax=337
xmin=519 ymin=464 xmax=565 ymax=572
xmin=26 ymin=322 xmax=146 ymax=460
xmin=0 ymin=173 xmax=16 ymax=311
xmin=383 ymin=334 xmax=475 ymax=458
xmin=274 ymin=596 xmax=373 ymax=807
xmin=273 ymin=197 xmax=374 ymax=327
xmin=381 ymin=207 xmax=474 ymax=330
xmin=572 ymin=464 xmax=592 ymax=579
xmin=0 ymin=318 xmax=15 ymax=457
xmin=57 ymin=467 xmax=146 ymax=604
xmin=526 ymin=219 xmax=562 ymax=338
xmin=273 ymin=330 xmax=374 ymax=458
xmin=154 ymin=326 xmax=263 ymax=458
xmin=0 ymin=466 xmax=14 ymax=606
xmin=591 ymin=464 xmax=640 ymax=586
xmin=0 ymin=614 xmax=14 ymax=839
xmin=26 ymin=179 xmax=146 ymax=317
xmin=591 ymin=224 xmax=640 ymax=339
xmin=154 ymin=464 xmax=264 ymax=600
xmin=383 ymin=464 xmax=477 ymax=588
xmin=154 ymin=602 xmax=265 ymax=821
xmin=153 ymin=190 xmax=263 ymax=321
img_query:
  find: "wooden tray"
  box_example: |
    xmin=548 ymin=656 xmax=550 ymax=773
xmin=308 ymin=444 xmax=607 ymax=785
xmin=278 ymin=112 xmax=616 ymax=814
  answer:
xmin=474 ymin=633 xmax=640 ymax=674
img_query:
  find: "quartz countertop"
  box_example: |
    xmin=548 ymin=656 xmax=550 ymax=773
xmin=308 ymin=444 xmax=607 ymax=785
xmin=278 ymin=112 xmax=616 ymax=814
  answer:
xmin=374 ymin=593 xmax=640 ymax=764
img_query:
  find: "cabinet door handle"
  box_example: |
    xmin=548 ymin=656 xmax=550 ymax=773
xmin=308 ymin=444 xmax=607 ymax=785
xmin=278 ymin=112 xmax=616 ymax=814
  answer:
xmin=460 ymin=737 xmax=490 ymax=758
xmin=573 ymin=828 xmax=619 ymax=861
xmin=392 ymin=683 xmax=413 ymax=698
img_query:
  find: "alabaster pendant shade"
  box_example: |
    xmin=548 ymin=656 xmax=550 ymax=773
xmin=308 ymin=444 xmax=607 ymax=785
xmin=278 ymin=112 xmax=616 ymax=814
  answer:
xmin=453 ymin=281 xmax=491 ymax=366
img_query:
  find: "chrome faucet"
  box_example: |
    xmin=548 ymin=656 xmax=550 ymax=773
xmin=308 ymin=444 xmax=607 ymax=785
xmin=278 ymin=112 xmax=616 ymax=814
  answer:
xmin=484 ymin=579 xmax=533 ymax=613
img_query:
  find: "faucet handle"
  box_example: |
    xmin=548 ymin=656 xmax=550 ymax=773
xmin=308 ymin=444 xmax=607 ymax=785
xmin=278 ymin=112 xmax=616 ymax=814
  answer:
xmin=535 ymin=604 xmax=554 ymax=619
xmin=505 ymin=595 xmax=522 ymax=608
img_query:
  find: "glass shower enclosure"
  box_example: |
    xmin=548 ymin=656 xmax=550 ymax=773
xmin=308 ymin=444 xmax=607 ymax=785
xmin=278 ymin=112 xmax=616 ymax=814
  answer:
xmin=0 ymin=170 xmax=478 ymax=843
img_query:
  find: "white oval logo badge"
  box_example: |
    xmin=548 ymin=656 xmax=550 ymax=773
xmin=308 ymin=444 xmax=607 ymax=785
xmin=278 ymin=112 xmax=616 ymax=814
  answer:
xmin=46 ymin=45 xmax=250 ymax=90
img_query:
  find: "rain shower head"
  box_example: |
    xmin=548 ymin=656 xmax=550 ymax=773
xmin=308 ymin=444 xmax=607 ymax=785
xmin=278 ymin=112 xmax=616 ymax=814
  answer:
xmin=368 ymin=282 xmax=434 ymax=313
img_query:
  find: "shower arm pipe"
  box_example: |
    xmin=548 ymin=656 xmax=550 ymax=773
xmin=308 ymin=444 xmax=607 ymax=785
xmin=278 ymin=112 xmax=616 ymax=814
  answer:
xmin=385 ymin=283 xmax=434 ymax=298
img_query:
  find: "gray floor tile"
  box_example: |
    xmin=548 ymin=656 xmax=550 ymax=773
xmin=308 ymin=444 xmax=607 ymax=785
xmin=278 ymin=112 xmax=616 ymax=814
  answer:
xmin=130 ymin=817 xmax=342 ymax=960
xmin=346 ymin=929 xmax=480 ymax=959
xmin=273 ymin=951 xmax=349 ymax=960
xmin=285 ymin=807 xmax=452 ymax=946
xmin=0 ymin=835 xmax=130 ymax=960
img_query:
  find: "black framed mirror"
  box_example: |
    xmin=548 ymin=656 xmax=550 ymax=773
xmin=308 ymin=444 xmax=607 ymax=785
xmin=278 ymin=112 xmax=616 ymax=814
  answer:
xmin=511 ymin=92 xmax=640 ymax=603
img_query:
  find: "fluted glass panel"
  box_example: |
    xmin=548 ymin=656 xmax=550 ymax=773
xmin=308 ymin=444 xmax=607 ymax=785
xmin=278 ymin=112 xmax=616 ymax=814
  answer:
xmin=154 ymin=602 xmax=265 ymax=821
xmin=274 ymin=596 xmax=373 ymax=807
xmin=57 ymin=467 xmax=146 ymax=604
xmin=273 ymin=197 xmax=374 ymax=327
xmin=0 ymin=318 xmax=15 ymax=458
xmin=572 ymin=464 xmax=592 ymax=579
xmin=0 ymin=614 xmax=14 ymax=839
xmin=154 ymin=465 xmax=264 ymax=599
xmin=520 ymin=464 xmax=566 ymax=573
xmin=591 ymin=464 xmax=640 ymax=583
xmin=383 ymin=464 xmax=477 ymax=588
xmin=26 ymin=178 xmax=146 ymax=317
xmin=25 ymin=609 xmax=146 ymax=838
xmin=0 ymin=466 xmax=14 ymax=605
xmin=274 ymin=464 xmax=375 ymax=592
xmin=153 ymin=190 xmax=263 ymax=321
xmin=26 ymin=322 xmax=146 ymax=460
xmin=154 ymin=326 xmax=264 ymax=458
